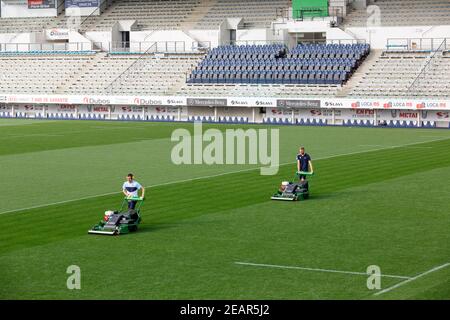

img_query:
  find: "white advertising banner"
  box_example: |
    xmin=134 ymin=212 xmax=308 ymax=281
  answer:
xmin=266 ymin=107 xmax=298 ymax=117
xmin=299 ymin=109 xmax=336 ymax=120
xmin=2 ymin=94 xmax=450 ymax=111
xmin=45 ymin=29 xmax=70 ymax=40
xmin=337 ymin=109 xmax=376 ymax=120
xmin=229 ymin=97 xmax=276 ymax=108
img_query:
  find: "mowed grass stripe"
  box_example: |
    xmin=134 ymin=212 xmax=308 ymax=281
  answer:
xmin=0 ymin=121 xmax=193 ymax=156
xmin=0 ymin=138 xmax=449 ymax=255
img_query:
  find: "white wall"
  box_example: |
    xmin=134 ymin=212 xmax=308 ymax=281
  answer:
xmin=68 ymin=31 xmax=92 ymax=50
xmin=84 ymin=31 xmax=111 ymax=51
xmin=131 ymin=29 xmax=220 ymax=52
xmin=346 ymin=25 xmax=450 ymax=49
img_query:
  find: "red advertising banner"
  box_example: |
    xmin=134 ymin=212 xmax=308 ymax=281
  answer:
xmin=28 ymin=0 xmax=56 ymax=9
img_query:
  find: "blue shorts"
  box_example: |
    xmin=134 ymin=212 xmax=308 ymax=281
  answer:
xmin=128 ymin=200 xmax=137 ymax=209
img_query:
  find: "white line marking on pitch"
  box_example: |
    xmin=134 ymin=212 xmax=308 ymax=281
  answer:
xmin=0 ymin=136 xmax=448 ymax=216
xmin=359 ymin=144 xmax=433 ymax=149
xmin=234 ymin=262 xmax=411 ymax=280
xmin=373 ymin=262 xmax=450 ymax=296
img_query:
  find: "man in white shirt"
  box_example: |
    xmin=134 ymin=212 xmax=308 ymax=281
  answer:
xmin=122 ymin=173 xmax=145 ymax=209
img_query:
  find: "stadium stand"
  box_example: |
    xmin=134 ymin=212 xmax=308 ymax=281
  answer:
xmin=0 ymin=54 xmax=96 ymax=94
xmin=0 ymin=0 xmax=199 ymax=33
xmin=66 ymin=53 xmax=202 ymax=95
xmin=0 ymin=16 xmax=58 ymax=33
xmin=195 ymin=0 xmax=291 ymax=29
xmin=187 ymin=43 xmax=370 ymax=85
xmin=409 ymin=53 xmax=450 ymax=97
xmin=87 ymin=0 xmax=201 ymax=31
xmin=348 ymin=50 xmax=450 ymax=98
xmin=344 ymin=0 xmax=450 ymax=27
xmin=0 ymin=0 xmax=449 ymax=103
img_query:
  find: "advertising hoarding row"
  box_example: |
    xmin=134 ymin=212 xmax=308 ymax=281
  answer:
xmin=1 ymin=94 xmax=449 ymax=111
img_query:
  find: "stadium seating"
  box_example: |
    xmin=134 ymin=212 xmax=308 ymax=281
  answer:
xmin=67 ymin=53 xmax=202 ymax=95
xmin=187 ymin=43 xmax=370 ymax=85
xmin=88 ymin=0 xmax=201 ymax=31
xmin=0 ymin=0 xmax=200 ymax=33
xmin=344 ymin=0 xmax=450 ymax=27
xmin=0 ymin=54 xmax=96 ymax=94
xmin=196 ymin=0 xmax=291 ymax=29
xmin=349 ymin=51 xmax=450 ymax=98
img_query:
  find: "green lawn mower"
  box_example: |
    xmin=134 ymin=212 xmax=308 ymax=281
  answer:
xmin=88 ymin=196 xmax=144 ymax=235
xmin=271 ymin=171 xmax=314 ymax=201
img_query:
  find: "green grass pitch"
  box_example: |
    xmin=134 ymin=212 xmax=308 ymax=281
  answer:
xmin=0 ymin=119 xmax=449 ymax=299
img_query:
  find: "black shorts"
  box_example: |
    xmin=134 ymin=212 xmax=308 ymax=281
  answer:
xmin=298 ymin=174 xmax=308 ymax=180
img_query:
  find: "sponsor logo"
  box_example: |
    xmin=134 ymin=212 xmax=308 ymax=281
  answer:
xmin=436 ymin=111 xmax=449 ymax=119
xmin=351 ymin=101 xmax=360 ymax=109
xmin=93 ymin=106 xmax=108 ymax=112
xmin=58 ymin=105 xmax=76 ymax=111
xmin=416 ymin=102 xmax=426 ymax=109
xmin=134 ymin=98 xmax=163 ymax=106
xmin=399 ymin=112 xmax=418 ymax=119
xmin=255 ymin=100 xmax=273 ymax=106
xmin=324 ymin=101 xmax=343 ymax=108
xmin=49 ymin=29 xmax=69 ymax=37
xmin=277 ymin=99 xmax=321 ymax=108
xmin=166 ymin=98 xmax=184 ymax=105
xmin=356 ymin=109 xmax=374 ymax=115
xmin=83 ymin=97 xmax=111 ymax=105
xmin=230 ymin=99 xmax=249 ymax=106
xmin=383 ymin=102 xmax=392 ymax=109
xmin=187 ymin=98 xmax=227 ymax=107
xmin=0 ymin=95 xmax=7 ymax=103
xmin=271 ymin=109 xmax=282 ymax=115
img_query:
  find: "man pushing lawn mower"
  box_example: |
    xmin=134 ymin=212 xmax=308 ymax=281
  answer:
xmin=88 ymin=173 xmax=145 ymax=235
xmin=123 ymin=173 xmax=145 ymax=209
xmin=271 ymin=146 xmax=314 ymax=201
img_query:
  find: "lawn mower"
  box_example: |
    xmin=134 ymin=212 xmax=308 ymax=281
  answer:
xmin=88 ymin=196 xmax=144 ymax=235
xmin=271 ymin=171 xmax=314 ymax=201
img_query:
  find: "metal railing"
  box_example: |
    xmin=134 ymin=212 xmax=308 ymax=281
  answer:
xmin=0 ymin=40 xmax=209 ymax=54
xmin=219 ymin=39 xmax=365 ymax=50
xmin=103 ymin=42 xmax=158 ymax=94
xmin=407 ymin=39 xmax=447 ymax=95
xmin=0 ymin=42 xmax=95 ymax=52
xmin=109 ymin=41 xmax=211 ymax=54
xmin=221 ymin=40 xmax=289 ymax=47
xmin=77 ymin=0 xmax=112 ymax=31
xmin=386 ymin=38 xmax=450 ymax=52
